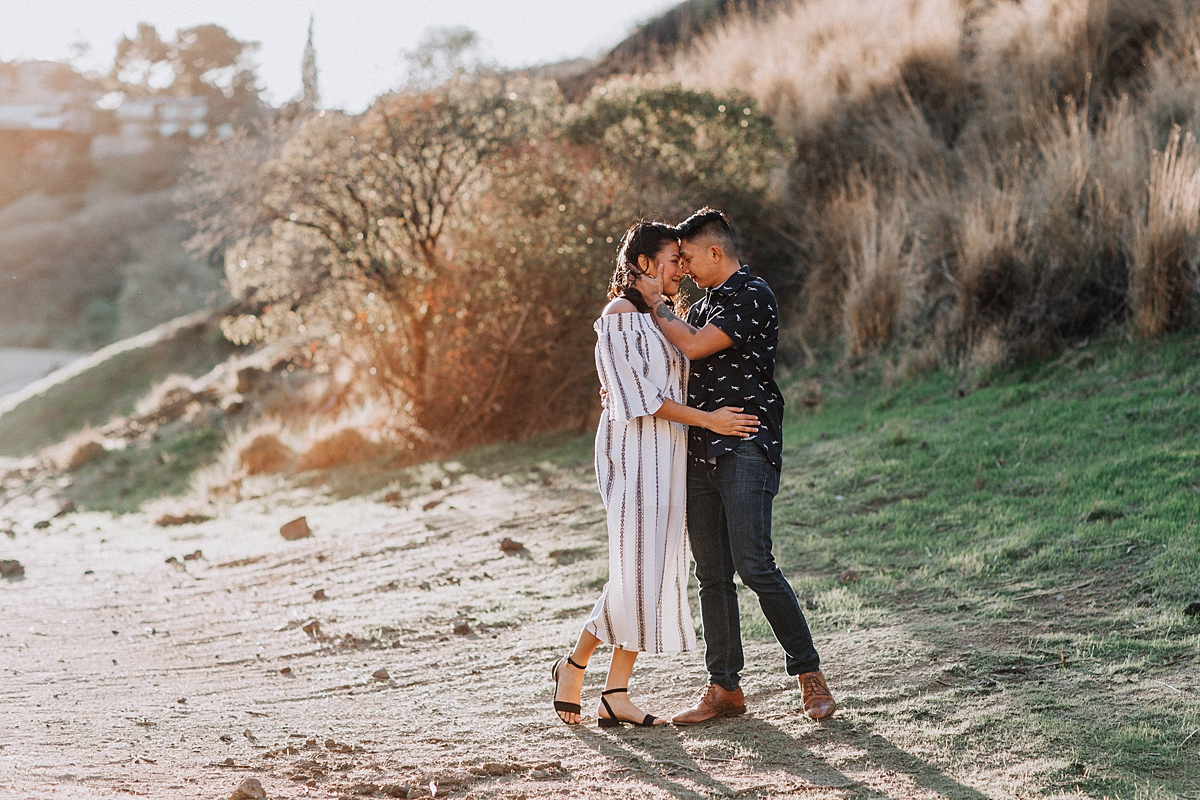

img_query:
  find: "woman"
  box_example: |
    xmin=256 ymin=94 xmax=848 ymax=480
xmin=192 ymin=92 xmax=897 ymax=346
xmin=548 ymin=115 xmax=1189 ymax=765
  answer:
xmin=551 ymin=221 xmax=760 ymax=727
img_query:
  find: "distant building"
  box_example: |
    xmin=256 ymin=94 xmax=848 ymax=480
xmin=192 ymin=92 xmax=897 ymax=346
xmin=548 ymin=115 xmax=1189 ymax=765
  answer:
xmin=0 ymin=59 xmax=221 ymax=160
xmin=91 ymin=95 xmax=212 ymax=157
xmin=0 ymin=60 xmax=93 ymax=135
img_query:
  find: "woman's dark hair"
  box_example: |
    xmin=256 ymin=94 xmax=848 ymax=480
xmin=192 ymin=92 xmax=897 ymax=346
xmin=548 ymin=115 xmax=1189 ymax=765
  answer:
xmin=607 ymin=221 xmax=681 ymax=313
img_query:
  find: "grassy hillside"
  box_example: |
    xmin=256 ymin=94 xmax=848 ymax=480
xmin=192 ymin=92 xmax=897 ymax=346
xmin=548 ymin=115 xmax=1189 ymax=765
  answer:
xmin=0 ymin=310 xmax=235 ymax=456
xmin=558 ymin=0 xmax=792 ymax=99
xmin=591 ymin=0 xmax=1200 ymax=374
xmin=766 ymin=332 xmax=1199 ymax=796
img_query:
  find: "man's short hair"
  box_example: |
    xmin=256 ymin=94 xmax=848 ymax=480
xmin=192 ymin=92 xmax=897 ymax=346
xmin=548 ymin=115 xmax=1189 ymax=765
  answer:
xmin=677 ymin=207 xmax=738 ymax=261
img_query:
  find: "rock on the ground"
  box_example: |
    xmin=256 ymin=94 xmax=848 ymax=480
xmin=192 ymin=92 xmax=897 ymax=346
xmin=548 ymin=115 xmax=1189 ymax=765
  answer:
xmin=280 ymin=517 xmax=312 ymax=541
xmin=499 ymin=537 xmax=525 ymax=552
xmin=228 ymin=776 xmax=266 ymax=799
xmin=0 ymin=559 xmax=23 ymax=579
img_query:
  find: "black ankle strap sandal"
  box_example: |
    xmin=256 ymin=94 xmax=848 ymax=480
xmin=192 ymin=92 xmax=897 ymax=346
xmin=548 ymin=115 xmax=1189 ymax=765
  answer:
xmin=597 ymin=687 xmax=658 ymax=728
xmin=552 ymin=655 xmax=587 ymax=723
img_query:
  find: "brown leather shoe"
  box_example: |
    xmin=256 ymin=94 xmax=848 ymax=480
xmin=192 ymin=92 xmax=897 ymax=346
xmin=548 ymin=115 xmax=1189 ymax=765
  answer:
xmin=671 ymin=683 xmax=747 ymax=725
xmin=798 ymin=671 xmax=836 ymax=720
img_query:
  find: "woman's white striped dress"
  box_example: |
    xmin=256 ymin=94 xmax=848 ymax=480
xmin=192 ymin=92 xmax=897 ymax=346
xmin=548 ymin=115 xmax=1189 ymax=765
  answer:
xmin=585 ymin=311 xmax=697 ymax=654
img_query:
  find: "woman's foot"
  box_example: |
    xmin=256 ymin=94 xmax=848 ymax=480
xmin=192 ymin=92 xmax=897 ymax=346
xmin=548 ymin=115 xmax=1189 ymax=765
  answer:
xmin=552 ymin=656 xmax=587 ymax=725
xmin=597 ymin=690 xmax=669 ymax=726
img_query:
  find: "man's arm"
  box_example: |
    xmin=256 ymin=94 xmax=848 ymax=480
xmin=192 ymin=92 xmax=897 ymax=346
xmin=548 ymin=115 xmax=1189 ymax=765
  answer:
xmin=650 ymin=298 xmax=734 ymax=360
xmin=634 ymin=273 xmax=733 ymax=360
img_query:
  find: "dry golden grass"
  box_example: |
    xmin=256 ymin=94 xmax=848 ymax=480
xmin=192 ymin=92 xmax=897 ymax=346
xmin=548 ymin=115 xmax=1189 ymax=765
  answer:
xmin=953 ymin=179 xmax=1026 ymax=334
xmin=841 ymin=181 xmax=913 ymax=356
xmin=663 ymin=0 xmax=1200 ymax=372
xmin=295 ymin=428 xmax=380 ymax=472
xmin=670 ymin=0 xmax=963 ymax=136
xmin=1129 ymin=126 xmax=1200 ymax=337
xmin=237 ymin=433 xmax=294 ymax=476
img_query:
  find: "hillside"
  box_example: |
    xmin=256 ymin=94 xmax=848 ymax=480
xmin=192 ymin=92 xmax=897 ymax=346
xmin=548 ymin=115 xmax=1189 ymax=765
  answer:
xmin=0 ymin=308 xmax=235 ymax=457
xmin=557 ymin=0 xmax=793 ymax=99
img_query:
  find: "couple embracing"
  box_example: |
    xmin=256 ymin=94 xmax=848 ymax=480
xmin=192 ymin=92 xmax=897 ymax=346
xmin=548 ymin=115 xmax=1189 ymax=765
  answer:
xmin=552 ymin=208 xmax=836 ymax=728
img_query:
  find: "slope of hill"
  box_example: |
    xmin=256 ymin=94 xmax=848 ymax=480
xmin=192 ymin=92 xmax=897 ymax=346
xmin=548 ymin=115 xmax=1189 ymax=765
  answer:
xmin=557 ymin=0 xmax=794 ymax=99
xmin=0 ymin=308 xmax=234 ymax=457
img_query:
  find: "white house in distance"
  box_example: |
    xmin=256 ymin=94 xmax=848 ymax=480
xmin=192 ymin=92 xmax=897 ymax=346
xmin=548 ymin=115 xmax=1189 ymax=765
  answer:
xmin=0 ymin=60 xmax=93 ymax=134
xmin=0 ymin=60 xmax=223 ymax=159
xmin=91 ymin=94 xmax=216 ymax=157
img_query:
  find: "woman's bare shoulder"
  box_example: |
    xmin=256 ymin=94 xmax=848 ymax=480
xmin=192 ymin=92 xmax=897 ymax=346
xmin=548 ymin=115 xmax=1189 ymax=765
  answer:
xmin=602 ymin=297 xmax=639 ymax=316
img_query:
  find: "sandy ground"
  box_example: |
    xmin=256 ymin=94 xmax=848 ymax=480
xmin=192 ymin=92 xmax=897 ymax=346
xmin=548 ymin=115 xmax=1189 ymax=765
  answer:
xmin=0 ymin=349 xmax=83 ymax=401
xmin=1 ymin=465 xmax=1022 ymax=800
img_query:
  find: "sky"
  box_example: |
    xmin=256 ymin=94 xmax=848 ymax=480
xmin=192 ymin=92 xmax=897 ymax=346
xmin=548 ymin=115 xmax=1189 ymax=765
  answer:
xmin=1 ymin=0 xmax=679 ymax=112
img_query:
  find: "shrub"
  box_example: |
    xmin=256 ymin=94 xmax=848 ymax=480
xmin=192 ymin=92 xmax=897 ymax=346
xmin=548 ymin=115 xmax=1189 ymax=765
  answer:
xmin=188 ymin=73 xmax=791 ymax=450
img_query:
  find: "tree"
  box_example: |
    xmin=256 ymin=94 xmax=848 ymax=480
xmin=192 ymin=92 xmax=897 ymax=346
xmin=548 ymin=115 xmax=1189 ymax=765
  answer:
xmin=300 ymin=15 xmax=319 ymax=111
xmin=110 ymin=23 xmax=263 ymax=127
xmin=404 ymin=26 xmax=484 ymax=89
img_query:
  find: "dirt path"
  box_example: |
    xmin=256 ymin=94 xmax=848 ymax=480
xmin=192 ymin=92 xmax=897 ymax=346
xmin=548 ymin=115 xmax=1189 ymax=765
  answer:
xmin=2 ymin=466 xmax=1007 ymax=800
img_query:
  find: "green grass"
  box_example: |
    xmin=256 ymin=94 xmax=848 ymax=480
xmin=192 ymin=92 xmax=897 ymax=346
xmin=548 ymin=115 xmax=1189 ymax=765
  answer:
xmin=62 ymin=422 xmax=224 ymax=514
xmin=768 ymin=330 xmax=1200 ymax=798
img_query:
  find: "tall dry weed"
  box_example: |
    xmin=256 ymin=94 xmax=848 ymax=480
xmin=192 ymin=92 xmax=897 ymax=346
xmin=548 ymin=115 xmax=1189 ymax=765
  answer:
xmin=953 ymin=177 xmax=1027 ymax=337
xmin=1128 ymin=126 xmax=1200 ymax=337
xmin=841 ymin=181 xmax=914 ymax=356
xmin=653 ymin=0 xmax=1200 ymax=365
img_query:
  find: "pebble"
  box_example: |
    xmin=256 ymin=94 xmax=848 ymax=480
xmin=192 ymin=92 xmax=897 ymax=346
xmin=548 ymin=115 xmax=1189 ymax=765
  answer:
xmin=228 ymin=776 xmax=266 ymax=800
xmin=499 ymin=537 xmax=525 ymax=552
xmin=312 ymin=589 xmax=327 ymax=600
xmin=280 ymin=517 xmax=312 ymax=541
xmin=0 ymin=559 xmax=23 ymax=579
xmin=372 ymin=668 xmax=390 ymax=681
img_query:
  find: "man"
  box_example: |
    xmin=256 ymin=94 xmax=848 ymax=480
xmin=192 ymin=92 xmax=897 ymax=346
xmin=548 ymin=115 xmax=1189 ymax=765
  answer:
xmin=634 ymin=208 xmax=835 ymax=722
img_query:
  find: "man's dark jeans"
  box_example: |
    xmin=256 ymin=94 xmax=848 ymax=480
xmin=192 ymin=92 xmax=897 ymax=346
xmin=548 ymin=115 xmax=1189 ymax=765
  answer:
xmin=688 ymin=441 xmax=820 ymax=691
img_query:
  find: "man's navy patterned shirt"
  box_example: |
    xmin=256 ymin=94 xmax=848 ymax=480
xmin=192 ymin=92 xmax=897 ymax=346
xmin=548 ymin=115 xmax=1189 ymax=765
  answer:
xmin=685 ymin=266 xmax=785 ymax=470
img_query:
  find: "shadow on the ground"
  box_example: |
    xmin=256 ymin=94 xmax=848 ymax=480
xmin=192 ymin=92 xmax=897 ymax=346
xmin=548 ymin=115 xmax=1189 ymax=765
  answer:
xmin=567 ymin=713 xmax=989 ymax=799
